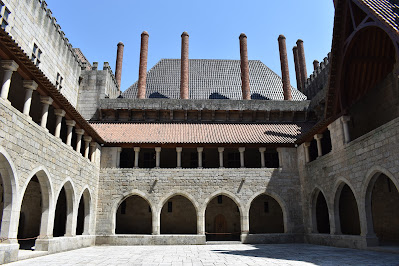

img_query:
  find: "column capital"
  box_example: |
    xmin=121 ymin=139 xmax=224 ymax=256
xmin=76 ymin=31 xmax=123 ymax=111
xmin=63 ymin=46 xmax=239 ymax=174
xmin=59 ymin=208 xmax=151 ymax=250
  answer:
xmin=218 ymin=147 xmax=224 ymax=152
xmin=116 ymin=147 xmax=122 ymax=152
xmin=40 ymin=96 xmax=53 ymax=105
xmin=90 ymin=142 xmax=97 ymax=147
xmin=314 ymin=134 xmax=323 ymax=140
xmin=259 ymin=147 xmax=266 ymax=152
xmin=1 ymin=60 xmax=19 ymax=71
xmin=304 ymin=142 xmax=311 ymax=147
xmin=197 ymin=147 xmax=203 ymax=152
xmin=22 ymin=80 xmax=38 ymax=90
xmin=66 ymin=120 xmax=76 ymax=127
xmin=83 ymin=136 xmax=92 ymax=142
xmin=134 ymin=147 xmax=141 ymax=152
xmin=54 ymin=109 xmax=66 ymax=117
xmin=75 ymin=128 xmax=85 ymax=135
xmin=176 ymin=147 xmax=182 ymax=152
xmin=155 ymin=147 xmax=161 ymax=152
xmin=238 ymin=147 xmax=245 ymax=152
xmin=341 ymin=115 xmax=350 ymax=123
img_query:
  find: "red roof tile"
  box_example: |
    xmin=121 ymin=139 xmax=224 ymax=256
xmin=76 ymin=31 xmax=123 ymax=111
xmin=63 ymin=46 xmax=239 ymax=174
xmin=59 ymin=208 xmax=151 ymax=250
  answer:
xmin=90 ymin=122 xmax=313 ymax=144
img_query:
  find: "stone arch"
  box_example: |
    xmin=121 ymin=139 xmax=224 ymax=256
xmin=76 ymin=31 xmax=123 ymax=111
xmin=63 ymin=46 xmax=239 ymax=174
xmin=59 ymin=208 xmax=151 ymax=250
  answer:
xmin=364 ymin=167 xmax=399 ymax=244
xmin=158 ymin=191 xmax=198 ymax=234
xmin=18 ymin=166 xmax=53 ymax=248
xmin=310 ymin=187 xmax=330 ymax=234
xmin=333 ymin=178 xmax=361 ymax=235
xmin=113 ymin=190 xmax=154 ymax=235
xmin=203 ymin=190 xmax=243 ymax=241
xmin=0 ymin=147 xmax=19 ymax=240
xmin=76 ymin=186 xmax=92 ymax=235
xmin=245 ymin=191 xmax=290 ymax=233
xmin=53 ymin=178 xmax=76 ymax=237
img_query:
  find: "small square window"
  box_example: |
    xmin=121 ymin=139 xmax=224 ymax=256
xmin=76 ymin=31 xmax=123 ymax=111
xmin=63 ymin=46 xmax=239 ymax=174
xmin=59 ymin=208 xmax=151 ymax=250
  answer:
xmin=56 ymin=73 xmax=63 ymax=90
xmin=31 ymin=43 xmax=42 ymax=66
xmin=217 ymin=195 xmax=223 ymax=204
xmin=167 ymin=202 xmax=172 ymax=212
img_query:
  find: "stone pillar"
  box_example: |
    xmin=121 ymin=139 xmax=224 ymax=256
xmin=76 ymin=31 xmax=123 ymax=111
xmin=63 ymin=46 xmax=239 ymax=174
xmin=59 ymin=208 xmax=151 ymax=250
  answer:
xmin=176 ymin=147 xmax=182 ymax=168
xmin=75 ymin=129 xmax=84 ymax=153
xmin=304 ymin=142 xmax=310 ymax=163
xmin=296 ymin=39 xmax=307 ymax=87
xmin=134 ymin=147 xmax=140 ymax=168
xmin=40 ymin=96 xmax=53 ymax=128
xmin=22 ymin=80 xmax=38 ymax=115
xmin=115 ymin=42 xmax=124 ymax=87
xmin=197 ymin=147 xmax=203 ymax=168
xmin=83 ymin=136 xmax=92 ymax=159
xmin=241 ymin=211 xmax=249 ymax=236
xmin=314 ymin=134 xmax=323 ymax=157
xmin=155 ymin=147 xmax=161 ymax=168
xmin=180 ymin=31 xmax=189 ymax=99
xmin=54 ymin=109 xmax=66 ymax=138
xmin=239 ymin=33 xmax=250 ymax=100
xmin=137 ymin=31 xmax=149 ymax=99
xmin=259 ymin=147 xmax=266 ymax=168
xmin=293 ymin=46 xmax=303 ymax=91
xmin=152 ymin=210 xmax=160 ymax=235
xmin=66 ymin=120 xmax=76 ymax=146
xmin=0 ymin=60 xmax=19 ymax=100
xmin=90 ymin=142 xmax=97 ymax=162
xmin=197 ymin=213 xmax=205 ymax=235
xmin=239 ymin=147 xmax=245 ymax=168
xmin=218 ymin=147 xmax=224 ymax=168
xmin=116 ymin=147 xmax=122 ymax=168
xmin=278 ymin=35 xmax=292 ymax=100
xmin=341 ymin=116 xmax=351 ymax=144
xmin=313 ymin=60 xmax=320 ymax=71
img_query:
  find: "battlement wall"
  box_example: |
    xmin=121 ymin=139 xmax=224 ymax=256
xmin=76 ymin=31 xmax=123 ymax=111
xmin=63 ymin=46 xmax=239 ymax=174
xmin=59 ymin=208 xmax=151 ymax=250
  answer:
xmin=303 ymin=53 xmax=331 ymax=100
xmin=3 ymin=0 xmax=82 ymax=107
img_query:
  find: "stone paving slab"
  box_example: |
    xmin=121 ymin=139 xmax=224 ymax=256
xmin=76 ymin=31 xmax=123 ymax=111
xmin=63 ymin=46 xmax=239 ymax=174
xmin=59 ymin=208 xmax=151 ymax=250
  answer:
xmin=8 ymin=244 xmax=399 ymax=266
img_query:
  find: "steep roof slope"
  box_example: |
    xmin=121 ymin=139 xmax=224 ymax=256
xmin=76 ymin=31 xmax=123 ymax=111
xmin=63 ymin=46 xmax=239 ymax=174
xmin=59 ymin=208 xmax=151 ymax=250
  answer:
xmin=358 ymin=0 xmax=399 ymax=34
xmin=122 ymin=59 xmax=307 ymax=101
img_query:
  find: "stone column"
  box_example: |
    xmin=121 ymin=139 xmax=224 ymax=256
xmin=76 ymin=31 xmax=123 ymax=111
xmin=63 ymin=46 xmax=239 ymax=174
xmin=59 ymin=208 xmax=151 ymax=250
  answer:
xmin=197 ymin=147 xmax=203 ymax=168
xmin=197 ymin=212 xmax=205 ymax=235
xmin=152 ymin=210 xmax=160 ymax=235
xmin=75 ymin=129 xmax=84 ymax=153
xmin=176 ymin=147 xmax=182 ymax=168
xmin=40 ymin=96 xmax=53 ymax=128
xmin=83 ymin=136 xmax=92 ymax=159
xmin=22 ymin=80 xmax=38 ymax=115
xmin=0 ymin=60 xmax=19 ymax=100
xmin=218 ymin=147 xmax=224 ymax=168
xmin=180 ymin=32 xmax=189 ymax=99
xmin=155 ymin=147 xmax=161 ymax=168
xmin=241 ymin=211 xmax=250 ymax=237
xmin=278 ymin=35 xmax=292 ymax=100
xmin=90 ymin=142 xmax=97 ymax=162
xmin=66 ymin=120 xmax=76 ymax=146
xmin=239 ymin=33 xmax=250 ymax=100
xmin=53 ymin=109 xmax=66 ymax=138
xmin=259 ymin=147 xmax=266 ymax=168
xmin=304 ymin=142 xmax=310 ymax=163
xmin=239 ymin=147 xmax=245 ymax=168
xmin=341 ymin=116 xmax=351 ymax=144
xmin=137 ymin=31 xmax=149 ymax=99
xmin=116 ymin=147 xmax=122 ymax=168
xmin=314 ymin=134 xmax=323 ymax=157
xmin=134 ymin=147 xmax=140 ymax=168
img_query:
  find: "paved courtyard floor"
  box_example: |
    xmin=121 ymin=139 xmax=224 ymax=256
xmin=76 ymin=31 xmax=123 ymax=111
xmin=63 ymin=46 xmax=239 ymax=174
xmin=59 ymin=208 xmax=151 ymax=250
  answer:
xmin=8 ymin=244 xmax=399 ymax=265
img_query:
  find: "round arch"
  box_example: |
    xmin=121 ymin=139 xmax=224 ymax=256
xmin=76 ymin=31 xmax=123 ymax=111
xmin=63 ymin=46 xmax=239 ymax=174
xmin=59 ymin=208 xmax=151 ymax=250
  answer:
xmin=53 ymin=178 xmax=76 ymax=237
xmin=76 ymin=186 xmax=92 ymax=235
xmin=310 ymin=187 xmax=330 ymax=234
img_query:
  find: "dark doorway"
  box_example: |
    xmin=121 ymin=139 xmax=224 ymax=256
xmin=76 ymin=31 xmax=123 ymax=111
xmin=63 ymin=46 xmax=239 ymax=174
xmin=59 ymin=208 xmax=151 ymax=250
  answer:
xmin=53 ymin=187 xmax=67 ymax=237
xmin=315 ymin=191 xmax=330 ymax=234
xmin=249 ymin=194 xmax=284 ymax=234
xmin=160 ymin=195 xmax=197 ymax=234
xmin=116 ymin=195 xmax=152 ymax=234
xmin=338 ymin=184 xmax=361 ymax=235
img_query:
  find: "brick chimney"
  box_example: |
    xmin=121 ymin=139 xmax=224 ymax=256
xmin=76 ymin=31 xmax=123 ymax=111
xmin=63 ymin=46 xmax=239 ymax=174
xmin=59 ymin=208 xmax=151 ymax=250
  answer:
xmin=278 ymin=35 xmax=292 ymax=101
xmin=115 ymin=42 xmax=124 ymax=88
xmin=313 ymin=60 xmax=320 ymax=71
xmin=239 ymin=33 xmax=250 ymax=100
xmin=137 ymin=31 xmax=149 ymax=99
xmin=292 ymin=46 xmax=303 ymax=91
xmin=180 ymin=31 xmax=189 ymax=99
xmin=296 ymin=39 xmax=307 ymax=88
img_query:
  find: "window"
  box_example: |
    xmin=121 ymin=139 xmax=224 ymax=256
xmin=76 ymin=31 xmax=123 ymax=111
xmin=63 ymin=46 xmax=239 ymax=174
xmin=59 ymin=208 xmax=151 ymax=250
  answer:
xmin=227 ymin=152 xmax=240 ymax=168
xmin=143 ymin=152 xmax=155 ymax=168
xmin=217 ymin=195 xmax=223 ymax=204
xmin=190 ymin=152 xmax=198 ymax=168
xmin=56 ymin=73 xmax=63 ymax=91
xmin=265 ymin=149 xmax=280 ymax=168
xmin=167 ymin=202 xmax=172 ymax=212
xmin=264 ymin=202 xmax=269 ymax=213
xmin=0 ymin=2 xmax=10 ymax=29
xmin=31 ymin=43 xmax=42 ymax=66
xmin=121 ymin=201 xmax=126 ymax=215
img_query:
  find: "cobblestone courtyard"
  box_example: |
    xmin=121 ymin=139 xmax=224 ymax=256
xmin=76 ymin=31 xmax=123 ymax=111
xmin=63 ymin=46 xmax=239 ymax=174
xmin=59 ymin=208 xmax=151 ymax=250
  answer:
xmin=8 ymin=244 xmax=399 ymax=265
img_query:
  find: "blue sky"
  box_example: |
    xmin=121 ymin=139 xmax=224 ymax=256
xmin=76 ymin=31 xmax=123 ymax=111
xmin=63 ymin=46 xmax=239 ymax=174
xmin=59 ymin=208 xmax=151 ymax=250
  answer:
xmin=46 ymin=0 xmax=334 ymax=92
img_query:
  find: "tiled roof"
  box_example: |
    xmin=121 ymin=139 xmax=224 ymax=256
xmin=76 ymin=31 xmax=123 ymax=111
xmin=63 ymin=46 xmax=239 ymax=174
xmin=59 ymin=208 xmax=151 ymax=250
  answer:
xmin=90 ymin=122 xmax=314 ymax=144
xmin=122 ymin=59 xmax=307 ymax=101
xmin=358 ymin=0 xmax=399 ymax=34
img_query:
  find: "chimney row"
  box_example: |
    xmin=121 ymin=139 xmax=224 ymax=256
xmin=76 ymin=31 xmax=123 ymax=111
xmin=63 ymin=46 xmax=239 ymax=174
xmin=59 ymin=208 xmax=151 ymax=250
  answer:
xmin=292 ymin=46 xmax=303 ymax=91
xmin=180 ymin=32 xmax=189 ymax=99
xmin=296 ymin=39 xmax=308 ymax=88
xmin=115 ymin=42 xmax=124 ymax=88
xmin=137 ymin=31 xmax=149 ymax=99
xmin=278 ymin=35 xmax=292 ymax=100
xmin=239 ymin=33 xmax=250 ymax=100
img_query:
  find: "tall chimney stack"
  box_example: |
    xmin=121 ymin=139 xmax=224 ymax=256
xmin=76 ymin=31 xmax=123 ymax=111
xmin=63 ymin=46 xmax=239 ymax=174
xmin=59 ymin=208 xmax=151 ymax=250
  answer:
xmin=137 ymin=31 xmax=149 ymax=99
xmin=180 ymin=31 xmax=189 ymax=99
xmin=115 ymin=42 xmax=124 ymax=88
xmin=296 ymin=39 xmax=307 ymax=88
xmin=239 ymin=33 xmax=250 ymax=100
xmin=292 ymin=46 xmax=303 ymax=91
xmin=313 ymin=60 xmax=320 ymax=71
xmin=278 ymin=35 xmax=292 ymax=101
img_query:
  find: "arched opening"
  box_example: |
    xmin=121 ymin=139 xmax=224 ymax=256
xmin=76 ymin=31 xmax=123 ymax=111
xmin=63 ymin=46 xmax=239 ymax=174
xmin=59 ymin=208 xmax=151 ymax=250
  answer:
xmin=160 ymin=195 xmax=197 ymax=234
xmin=314 ymin=191 xmax=330 ymax=234
xmin=205 ymin=195 xmax=240 ymax=241
xmin=367 ymin=173 xmax=399 ymax=245
xmin=337 ymin=184 xmax=360 ymax=235
xmin=53 ymin=182 xmax=74 ymax=237
xmin=249 ymin=194 xmax=284 ymax=234
xmin=76 ymin=189 xmax=91 ymax=235
xmin=116 ymin=195 xmax=152 ymax=234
